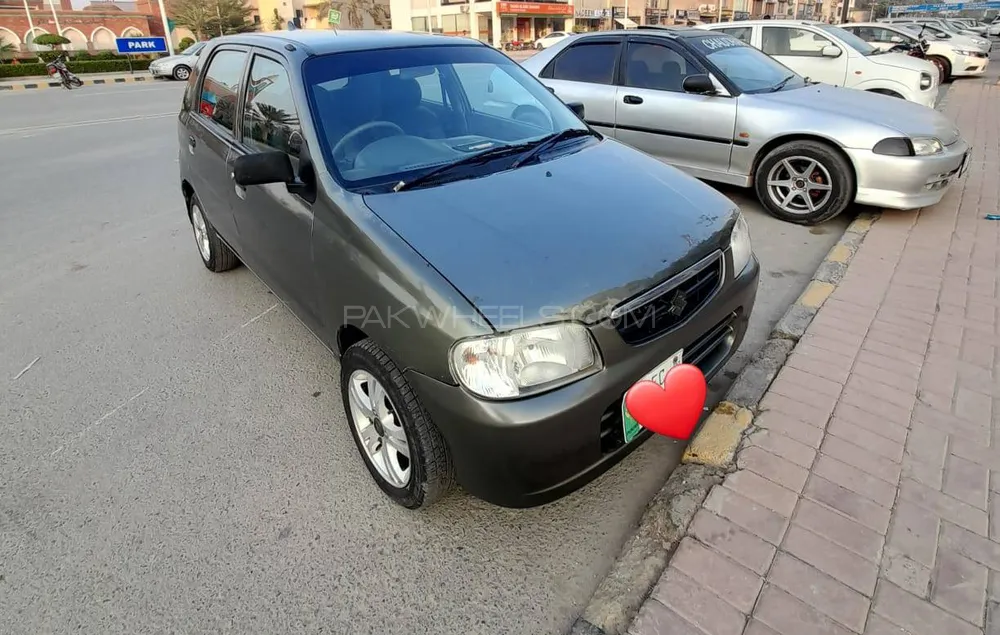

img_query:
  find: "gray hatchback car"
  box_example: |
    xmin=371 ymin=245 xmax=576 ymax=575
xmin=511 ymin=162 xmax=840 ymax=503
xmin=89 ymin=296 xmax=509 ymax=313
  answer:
xmin=177 ymin=30 xmax=759 ymax=509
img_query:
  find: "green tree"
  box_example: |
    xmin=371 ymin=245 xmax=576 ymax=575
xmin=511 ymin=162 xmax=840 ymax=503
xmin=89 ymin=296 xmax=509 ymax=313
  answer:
xmin=33 ymin=34 xmax=71 ymax=49
xmin=170 ymin=0 xmax=214 ymax=40
xmin=206 ymin=0 xmax=259 ymax=35
xmin=178 ymin=36 xmax=195 ymax=51
xmin=318 ymin=0 xmax=390 ymax=29
xmin=0 ymin=36 xmax=16 ymax=58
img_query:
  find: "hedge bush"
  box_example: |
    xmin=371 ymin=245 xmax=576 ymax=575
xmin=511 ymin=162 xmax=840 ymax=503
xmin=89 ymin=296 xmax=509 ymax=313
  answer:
xmin=0 ymin=59 xmax=152 ymax=78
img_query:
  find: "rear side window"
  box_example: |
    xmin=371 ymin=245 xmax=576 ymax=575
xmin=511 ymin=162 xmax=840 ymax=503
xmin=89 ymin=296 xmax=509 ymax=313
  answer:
xmin=199 ymin=49 xmax=247 ymax=132
xmin=242 ymin=55 xmax=302 ymax=157
xmin=549 ymin=42 xmax=619 ymax=85
xmin=762 ymin=27 xmax=832 ymax=57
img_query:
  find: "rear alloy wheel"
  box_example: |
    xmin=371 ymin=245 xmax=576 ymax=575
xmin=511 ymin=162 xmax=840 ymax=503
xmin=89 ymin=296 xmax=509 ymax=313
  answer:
xmin=173 ymin=65 xmax=191 ymax=81
xmin=187 ymin=193 xmax=239 ymax=272
xmin=341 ymin=338 xmax=454 ymax=509
xmin=754 ymin=140 xmax=854 ymax=225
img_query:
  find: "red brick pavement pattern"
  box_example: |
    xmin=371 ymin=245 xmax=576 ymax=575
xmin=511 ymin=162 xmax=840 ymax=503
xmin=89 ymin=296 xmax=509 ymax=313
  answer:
xmin=630 ymin=79 xmax=1000 ymax=635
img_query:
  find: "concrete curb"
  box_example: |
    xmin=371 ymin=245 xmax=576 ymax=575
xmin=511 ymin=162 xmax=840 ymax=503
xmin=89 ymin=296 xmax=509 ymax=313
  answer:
xmin=0 ymin=75 xmax=151 ymax=91
xmin=571 ymin=210 xmax=880 ymax=635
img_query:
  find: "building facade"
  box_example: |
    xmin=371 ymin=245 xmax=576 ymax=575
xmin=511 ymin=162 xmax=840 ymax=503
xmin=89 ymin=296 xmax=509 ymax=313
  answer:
xmin=0 ymin=0 xmax=156 ymax=53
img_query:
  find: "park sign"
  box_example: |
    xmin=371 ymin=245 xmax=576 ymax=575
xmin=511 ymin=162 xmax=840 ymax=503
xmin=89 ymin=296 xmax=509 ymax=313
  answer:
xmin=115 ymin=37 xmax=168 ymax=55
xmin=328 ymin=8 xmax=342 ymax=25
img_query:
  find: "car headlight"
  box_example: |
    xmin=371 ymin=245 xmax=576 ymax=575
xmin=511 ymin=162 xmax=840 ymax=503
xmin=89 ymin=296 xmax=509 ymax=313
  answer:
xmin=919 ymin=72 xmax=933 ymax=89
xmin=450 ymin=322 xmax=601 ymax=399
xmin=954 ymin=49 xmax=975 ymax=55
xmin=730 ymin=212 xmax=752 ymax=275
xmin=911 ymin=137 xmax=943 ymax=155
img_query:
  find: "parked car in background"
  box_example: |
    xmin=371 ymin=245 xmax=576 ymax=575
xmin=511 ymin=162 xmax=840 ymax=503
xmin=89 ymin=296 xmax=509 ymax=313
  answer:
xmin=949 ymin=18 xmax=989 ymax=35
xmin=698 ymin=20 xmax=940 ymax=108
xmin=535 ymin=31 xmax=573 ymax=49
xmin=842 ymin=22 xmax=989 ymax=82
xmin=522 ymin=27 xmax=969 ymax=225
xmin=149 ymin=41 xmax=205 ymax=81
xmin=178 ymin=30 xmax=760 ymax=510
xmin=880 ymin=18 xmax=993 ymax=51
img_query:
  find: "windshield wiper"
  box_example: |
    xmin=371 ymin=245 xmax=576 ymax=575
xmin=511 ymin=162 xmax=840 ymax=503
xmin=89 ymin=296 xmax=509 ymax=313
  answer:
xmin=509 ymin=128 xmax=596 ymax=169
xmin=768 ymin=74 xmax=796 ymax=92
xmin=392 ymin=142 xmax=535 ymax=192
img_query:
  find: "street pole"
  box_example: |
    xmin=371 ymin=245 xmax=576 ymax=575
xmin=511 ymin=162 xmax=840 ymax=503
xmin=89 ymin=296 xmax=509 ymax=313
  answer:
xmin=156 ymin=0 xmax=175 ymax=55
xmin=22 ymin=0 xmax=35 ymax=46
xmin=48 ymin=0 xmax=61 ymax=37
xmin=625 ymin=0 xmax=629 ymax=27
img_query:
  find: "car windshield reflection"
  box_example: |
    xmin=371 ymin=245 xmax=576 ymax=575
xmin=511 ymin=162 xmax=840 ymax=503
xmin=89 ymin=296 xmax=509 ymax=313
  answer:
xmin=303 ymin=45 xmax=590 ymax=193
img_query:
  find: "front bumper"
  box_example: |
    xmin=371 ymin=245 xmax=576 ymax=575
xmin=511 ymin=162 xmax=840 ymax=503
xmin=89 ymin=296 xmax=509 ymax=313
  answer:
xmin=952 ymin=54 xmax=989 ymax=76
xmin=847 ymin=137 xmax=969 ymax=210
xmin=406 ymin=253 xmax=760 ymax=508
xmin=149 ymin=66 xmax=172 ymax=78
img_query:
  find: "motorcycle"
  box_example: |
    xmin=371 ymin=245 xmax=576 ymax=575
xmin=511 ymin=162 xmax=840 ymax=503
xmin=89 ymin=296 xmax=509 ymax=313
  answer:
xmin=887 ymin=26 xmax=945 ymax=84
xmin=46 ymin=53 xmax=84 ymax=90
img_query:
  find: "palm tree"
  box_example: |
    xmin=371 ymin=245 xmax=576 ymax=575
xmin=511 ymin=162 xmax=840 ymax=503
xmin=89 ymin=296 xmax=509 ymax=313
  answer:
xmin=1 ymin=36 xmax=16 ymax=59
xmin=318 ymin=0 xmax=390 ymax=29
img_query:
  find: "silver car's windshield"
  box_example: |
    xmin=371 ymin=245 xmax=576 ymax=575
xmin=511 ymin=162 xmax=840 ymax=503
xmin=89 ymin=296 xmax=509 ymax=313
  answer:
xmin=814 ymin=24 xmax=878 ymax=55
xmin=303 ymin=45 xmax=590 ymax=191
xmin=691 ymin=34 xmax=806 ymax=93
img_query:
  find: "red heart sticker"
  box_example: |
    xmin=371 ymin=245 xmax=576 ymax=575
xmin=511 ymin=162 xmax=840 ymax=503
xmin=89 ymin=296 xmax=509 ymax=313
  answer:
xmin=623 ymin=363 xmax=707 ymax=441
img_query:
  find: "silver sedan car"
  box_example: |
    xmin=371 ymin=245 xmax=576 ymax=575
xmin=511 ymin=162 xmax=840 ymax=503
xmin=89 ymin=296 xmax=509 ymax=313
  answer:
xmin=148 ymin=41 xmax=205 ymax=81
xmin=521 ymin=27 xmax=970 ymax=225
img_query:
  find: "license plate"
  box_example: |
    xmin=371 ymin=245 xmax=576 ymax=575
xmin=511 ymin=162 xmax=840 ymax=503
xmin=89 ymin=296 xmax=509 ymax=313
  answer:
xmin=622 ymin=349 xmax=683 ymax=444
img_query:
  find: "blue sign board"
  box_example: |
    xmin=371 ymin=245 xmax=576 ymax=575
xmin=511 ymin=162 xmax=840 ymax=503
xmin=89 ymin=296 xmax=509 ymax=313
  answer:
xmin=889 ymin=1 xmax=1000 ymax=12
xmin=115 ymin=37 xmax=168 ymax=55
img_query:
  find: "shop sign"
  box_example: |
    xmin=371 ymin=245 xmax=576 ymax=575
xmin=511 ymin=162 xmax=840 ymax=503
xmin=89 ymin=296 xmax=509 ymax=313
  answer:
xmin=497 ymin=1 xmax=574 ymax=15
xmin=575 ymin=7 xmax=610 ymax=18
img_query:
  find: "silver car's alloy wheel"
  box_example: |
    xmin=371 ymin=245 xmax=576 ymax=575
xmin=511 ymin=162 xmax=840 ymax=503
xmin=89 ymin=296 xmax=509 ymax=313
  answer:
xmin=174 ymin=66 xmax=190 ymax=80
xmin=348 ymin=370 xmax=412 ymax=488
xmin=190 ymin=203 xmax=212 ymax=263
xmin=765 ymin=156 xmax=834 ymax=216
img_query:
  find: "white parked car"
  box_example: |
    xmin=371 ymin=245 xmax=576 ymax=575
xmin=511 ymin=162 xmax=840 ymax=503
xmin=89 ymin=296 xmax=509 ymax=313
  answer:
xmin=698 ymin=20 xmax=939 ymax=109
xmin=842 ymin=22 xmax=990 ymax=82
xmin=880 ymin=18 xmax=992 ymax=52
xmin=535 ymin=31 xmax=573 ymax=49
xmin=148 ymin=41 xmax=205 ymax=81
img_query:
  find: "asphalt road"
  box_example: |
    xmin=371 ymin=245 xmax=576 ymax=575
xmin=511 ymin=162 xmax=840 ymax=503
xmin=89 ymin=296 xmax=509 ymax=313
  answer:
xmin=0 ymin=80 xmax=849 ymax=635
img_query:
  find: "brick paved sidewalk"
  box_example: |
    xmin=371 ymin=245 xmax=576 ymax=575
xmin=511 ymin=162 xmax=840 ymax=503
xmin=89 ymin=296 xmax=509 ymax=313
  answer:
xmin=629 ymin=78 xmax=1000 ymax=635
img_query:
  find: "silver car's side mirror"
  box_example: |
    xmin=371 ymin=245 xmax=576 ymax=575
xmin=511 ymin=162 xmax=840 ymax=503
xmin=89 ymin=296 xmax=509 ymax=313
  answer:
xmin=821 ymin=45 xmax=843 ymax=58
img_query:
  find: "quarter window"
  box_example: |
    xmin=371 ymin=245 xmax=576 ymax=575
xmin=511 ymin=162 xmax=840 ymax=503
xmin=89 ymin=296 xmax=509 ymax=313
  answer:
xmin=717 ymin=26 xmax=752 ymax=44
xmin=413 ymin=69 xmax=445 ymax=105
xmin=242 ymin=55 xmax=302 ymax=157
xmin=199 ymin=49 xmax=247 ymax=132
xmin=623 ymin=42 xmax=696 ymax=92
xmin=762 ymin=27 xmax=834 ymax=57
xmin=549 ymin=42 xmax=620 ymax=85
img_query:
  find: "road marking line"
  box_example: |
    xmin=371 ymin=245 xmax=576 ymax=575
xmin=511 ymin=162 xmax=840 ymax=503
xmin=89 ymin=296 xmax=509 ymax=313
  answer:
xmin=48 ymin=386 xmax=151 ymax=458
xmin=0 ymin=112 xmax=175 ymax=136
xmin=13 ymin=356 xmax=41 ymax=380
xmin=222 ymin=303 xmax=281 ymax=342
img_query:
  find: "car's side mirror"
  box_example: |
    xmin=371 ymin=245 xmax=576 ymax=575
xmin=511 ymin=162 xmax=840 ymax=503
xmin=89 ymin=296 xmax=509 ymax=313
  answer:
xmin=821 ymin=45 xmax=842 ymax=58
xmin=546 ymin=85 xmax=556 ymax=94
xmin=233 ymin=150 xmax=294 ymax=187
xmin=566 ymin=101 xmax=585 ymax=119
xmin=682 ymin=73 xmax=717 ymax=95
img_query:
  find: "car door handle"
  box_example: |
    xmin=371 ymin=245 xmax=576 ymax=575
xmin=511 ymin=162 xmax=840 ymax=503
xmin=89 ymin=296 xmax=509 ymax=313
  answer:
xmin=623 ymin=95 xmax=643 ymax=105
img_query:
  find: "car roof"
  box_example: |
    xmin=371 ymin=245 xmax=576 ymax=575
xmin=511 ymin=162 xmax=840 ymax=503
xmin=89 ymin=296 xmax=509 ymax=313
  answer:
xmin=204 ymin=29 xmax=484 ymax=57
xmin=703 ymin=19 xmax=829 ymax=27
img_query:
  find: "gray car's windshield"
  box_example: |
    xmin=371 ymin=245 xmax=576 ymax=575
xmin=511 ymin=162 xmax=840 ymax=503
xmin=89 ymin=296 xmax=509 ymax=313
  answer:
xmin=814 ymin=24 xmax=878 ymax=55
xmin=690 ymin=34 xmax=806 ymax=93
xmin=303 ymin=45 xmax=590 ymax=192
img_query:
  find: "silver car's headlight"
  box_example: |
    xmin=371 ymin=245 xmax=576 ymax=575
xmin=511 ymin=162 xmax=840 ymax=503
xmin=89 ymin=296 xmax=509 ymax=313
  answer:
xmin=730 ymin=212 xmax=752 ymax=274
xmin=450 ymin=323 xmax=601 ymax=399
xmin=954 ymin=49 xmax=976 ymax=55
xmin=911 ymin=137 xmax=944 ymax=155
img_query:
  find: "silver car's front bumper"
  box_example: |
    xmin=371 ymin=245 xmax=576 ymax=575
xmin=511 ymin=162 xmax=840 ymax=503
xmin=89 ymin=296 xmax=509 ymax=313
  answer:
xmin=846 ymin=139 xmax=969 ymax=210
xmin=149 ymin=66 xmax=172 ymax=78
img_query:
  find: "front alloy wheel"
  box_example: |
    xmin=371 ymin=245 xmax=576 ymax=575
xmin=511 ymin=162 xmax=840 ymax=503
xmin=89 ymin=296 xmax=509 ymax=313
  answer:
xmin=754 ymin=140 xmax=854 ymax=225
xmin=347 ymin=370 xmax=412 ymax=489
xmin=173 ymin=65 xmax=190 ymax=81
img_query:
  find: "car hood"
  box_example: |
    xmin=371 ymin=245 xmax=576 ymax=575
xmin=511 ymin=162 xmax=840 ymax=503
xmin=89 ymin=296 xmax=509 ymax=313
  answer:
xmin=867 ymin=51 xmax=936 ymax=74
xmin=153 ymin=54 xmax=191 ymax=65
xmin=362 ymin=139 xmax=738 ymax=329
xmin=755 ymin=83 xmax=961 ymax=144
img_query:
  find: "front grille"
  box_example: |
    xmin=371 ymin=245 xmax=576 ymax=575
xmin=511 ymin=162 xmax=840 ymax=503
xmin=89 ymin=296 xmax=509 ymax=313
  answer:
xmin=599 ymin=311 xmax=738 ymax=455
xmin=612 ymin=251 xmax=724 ymax=346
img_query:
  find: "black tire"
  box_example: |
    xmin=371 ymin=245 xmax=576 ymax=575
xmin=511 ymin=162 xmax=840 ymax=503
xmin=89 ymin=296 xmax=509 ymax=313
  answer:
xmin=186 ymin=192 xmax=239 ymax=272
xmin=928 ymin=55 xmax=952 ymax=83
xmin=753 ymin=140 xmax=854 ymax=226
xmin=173 ymin=65 xmax=191 ymax=81
xmin=340 ymin=339 xmax=454 ymax=509
xmin=69 ymin=76 xmax=83 ymax=87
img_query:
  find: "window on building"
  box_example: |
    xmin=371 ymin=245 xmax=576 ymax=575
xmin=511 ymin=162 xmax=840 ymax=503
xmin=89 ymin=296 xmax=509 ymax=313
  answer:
xmin=242 ymin=55 xmax=302 ymax=157
xmin=199 ymin=49 xmax=247 ymax=132
xmin=549 ymin=41 xmax=620 ymax=85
